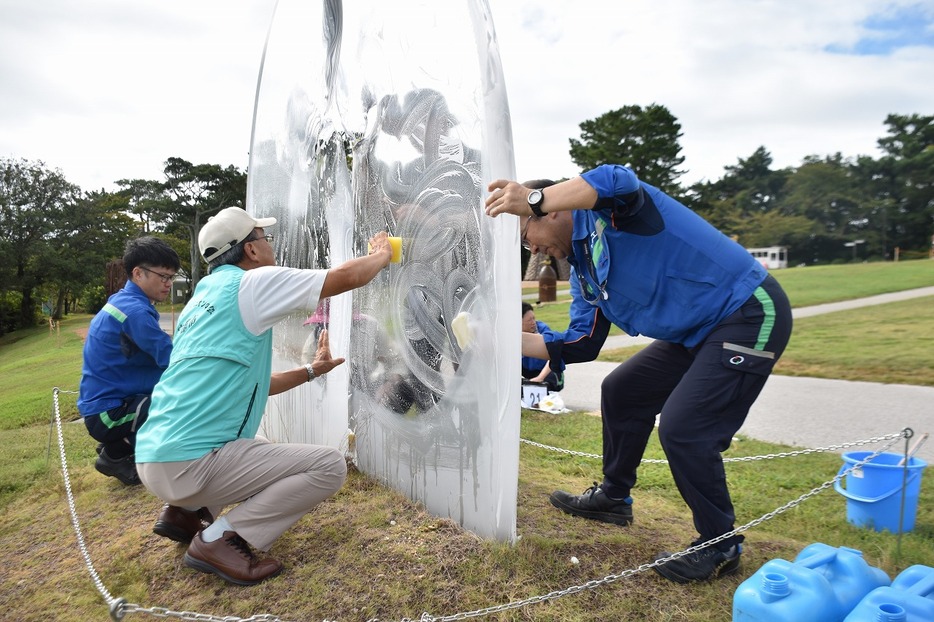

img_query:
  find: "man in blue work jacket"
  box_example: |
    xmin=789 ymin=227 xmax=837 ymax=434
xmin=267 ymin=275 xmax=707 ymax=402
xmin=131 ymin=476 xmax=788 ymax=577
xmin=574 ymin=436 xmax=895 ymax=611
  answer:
xmin=486 ymin=165 xmax=792 ymax=583
xmin=79 ymin=236 xmax=180 ymax=487
xmin=521 ymin=302 xmax=564 ymax=393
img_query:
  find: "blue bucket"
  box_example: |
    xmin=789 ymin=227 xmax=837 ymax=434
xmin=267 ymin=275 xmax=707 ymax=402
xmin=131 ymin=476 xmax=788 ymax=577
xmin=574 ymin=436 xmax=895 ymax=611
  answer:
xmin=834 ymin=451 xmax=927 ymax=533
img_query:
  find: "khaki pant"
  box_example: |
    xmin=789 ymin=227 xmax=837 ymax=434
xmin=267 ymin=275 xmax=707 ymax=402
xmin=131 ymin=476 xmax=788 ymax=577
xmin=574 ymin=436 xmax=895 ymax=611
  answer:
xmin=138 ymin=438 xmax=346 ymax=551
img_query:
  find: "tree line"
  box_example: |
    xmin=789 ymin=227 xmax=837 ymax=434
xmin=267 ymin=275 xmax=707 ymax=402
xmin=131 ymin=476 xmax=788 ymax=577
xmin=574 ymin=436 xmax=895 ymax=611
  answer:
xmin=569 ymin=106 xmax=933 ymax=267
xmin=2 ymin=108 xmax=931 ymax=335
xmin=0 ymin=157 xmax=245 ymax=335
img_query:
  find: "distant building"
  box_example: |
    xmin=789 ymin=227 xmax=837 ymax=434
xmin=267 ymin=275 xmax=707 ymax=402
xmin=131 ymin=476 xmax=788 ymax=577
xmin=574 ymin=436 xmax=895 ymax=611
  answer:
xmin=747 ymin=246 xmax=788 ymax=270
xmin=171 ymin=273 xmax=190 ymax=304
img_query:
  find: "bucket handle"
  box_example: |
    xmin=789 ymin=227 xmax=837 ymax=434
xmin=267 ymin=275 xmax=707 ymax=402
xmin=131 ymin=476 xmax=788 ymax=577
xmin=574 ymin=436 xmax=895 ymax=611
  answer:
xmin=834 ymin=463 xmax=924 ymax=504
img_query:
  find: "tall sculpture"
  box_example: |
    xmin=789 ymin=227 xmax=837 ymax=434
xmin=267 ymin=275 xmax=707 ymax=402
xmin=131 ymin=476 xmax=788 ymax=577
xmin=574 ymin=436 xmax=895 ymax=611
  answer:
xmin=246 ymin=0 xmax=520 ymax=541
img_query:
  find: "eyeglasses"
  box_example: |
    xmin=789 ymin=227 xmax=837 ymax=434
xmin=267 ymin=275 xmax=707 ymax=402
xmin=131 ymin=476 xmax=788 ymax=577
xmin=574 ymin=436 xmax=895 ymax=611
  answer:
xmin=140 ymin=266 xmax=176 ymax=284
xmin=520 ymin=215 xmax=534 ymax=250
xmin=245 ymin=233 xmax=274 ymax=244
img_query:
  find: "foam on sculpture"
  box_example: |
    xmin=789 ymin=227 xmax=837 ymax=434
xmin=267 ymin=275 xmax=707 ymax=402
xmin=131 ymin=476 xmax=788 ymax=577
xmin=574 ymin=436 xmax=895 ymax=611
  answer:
xmin=246 ymin=0 xmax=520 ymax=541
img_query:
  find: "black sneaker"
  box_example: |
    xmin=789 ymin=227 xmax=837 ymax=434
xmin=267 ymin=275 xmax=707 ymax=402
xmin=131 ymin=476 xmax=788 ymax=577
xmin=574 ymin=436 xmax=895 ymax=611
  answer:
xmin=653 ymin=540 xmax=741 ymax=583
xmin=95 ymin=448 xmax=142 ymax=486
xmin=549 ymin=483 xmax=633 ymax=526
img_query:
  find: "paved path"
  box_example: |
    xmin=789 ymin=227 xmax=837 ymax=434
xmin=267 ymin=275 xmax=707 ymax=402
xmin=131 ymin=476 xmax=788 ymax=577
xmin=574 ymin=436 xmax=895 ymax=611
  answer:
xmin=558 ymin=286 xmax=934 ymax=462
xmin=163 ymin=286 xmax=934 ymax=459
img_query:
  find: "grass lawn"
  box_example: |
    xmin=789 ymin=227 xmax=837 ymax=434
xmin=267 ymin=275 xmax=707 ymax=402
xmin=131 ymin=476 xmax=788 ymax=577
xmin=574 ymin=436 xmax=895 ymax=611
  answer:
xmin=1 ymin=259 xmax=933 ymax=621
xmin=524 ymin=258 xmax=934 ymax=330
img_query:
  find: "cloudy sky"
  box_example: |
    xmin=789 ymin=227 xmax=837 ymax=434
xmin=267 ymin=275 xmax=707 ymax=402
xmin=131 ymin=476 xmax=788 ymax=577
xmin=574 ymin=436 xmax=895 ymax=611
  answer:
xmin=1 ymin=0 xmax=932 ymax=193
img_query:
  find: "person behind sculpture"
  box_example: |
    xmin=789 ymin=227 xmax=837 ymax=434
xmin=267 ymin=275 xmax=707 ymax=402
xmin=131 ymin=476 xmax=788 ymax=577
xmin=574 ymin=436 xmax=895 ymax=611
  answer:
xmin=135 ymin=206 xmax=393 ymax=586
xmin=78 ymin=236 xmax=180 ymax=486
xmin=521 ymin=302 xmax=564 ymax=393
xmin=486 ymin=165 xmax=792 ymax=583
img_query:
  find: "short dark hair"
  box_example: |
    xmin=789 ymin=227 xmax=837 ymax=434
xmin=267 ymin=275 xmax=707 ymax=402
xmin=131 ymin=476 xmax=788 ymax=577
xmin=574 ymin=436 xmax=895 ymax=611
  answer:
xmin=123 ymin=237 xmax=181 ymax=274
xmin=522 ymin=302 xmax=534 ymax=316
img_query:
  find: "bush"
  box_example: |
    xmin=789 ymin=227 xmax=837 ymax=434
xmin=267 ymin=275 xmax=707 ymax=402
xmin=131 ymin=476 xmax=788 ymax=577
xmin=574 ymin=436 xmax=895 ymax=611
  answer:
xmin=0 ymin=291 xmax=22 ymax=335
xmin=79 ymin=285 xmax=106 ymax=314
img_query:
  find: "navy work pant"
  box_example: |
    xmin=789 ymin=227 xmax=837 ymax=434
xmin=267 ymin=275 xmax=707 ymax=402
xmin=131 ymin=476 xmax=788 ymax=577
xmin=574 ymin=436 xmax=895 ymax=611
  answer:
xmin=84 ymin=394 xmax=151 ymax=459
xmin=599 ymin=274 xmax=792 ymax=546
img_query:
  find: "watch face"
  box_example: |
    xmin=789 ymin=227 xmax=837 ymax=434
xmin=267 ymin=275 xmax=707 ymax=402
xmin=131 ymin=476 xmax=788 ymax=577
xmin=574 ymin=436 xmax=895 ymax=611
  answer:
xmin=528 ymin=189 xmax=543 ymax=205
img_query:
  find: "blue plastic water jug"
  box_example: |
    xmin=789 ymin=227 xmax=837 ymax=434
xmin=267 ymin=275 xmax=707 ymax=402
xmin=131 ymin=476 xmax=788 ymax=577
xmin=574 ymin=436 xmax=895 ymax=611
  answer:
xmin=844 ymin=565 xmax=934 ymax=621
xmin=733 ymin=543 xmax=890 ymax=621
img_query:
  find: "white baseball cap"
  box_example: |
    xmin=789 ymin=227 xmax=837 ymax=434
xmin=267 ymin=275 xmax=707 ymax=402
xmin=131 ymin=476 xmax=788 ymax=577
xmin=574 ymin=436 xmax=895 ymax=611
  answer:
xmin=199 ymin=207 xmax=277 ymax=262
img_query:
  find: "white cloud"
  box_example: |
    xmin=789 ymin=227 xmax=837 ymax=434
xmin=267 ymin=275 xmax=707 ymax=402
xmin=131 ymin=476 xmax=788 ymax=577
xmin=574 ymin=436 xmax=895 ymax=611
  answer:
xmin=493 ymin=0 xmax=934 ymax=184
xmin=0 ymin=0 xmax=930 ymax=191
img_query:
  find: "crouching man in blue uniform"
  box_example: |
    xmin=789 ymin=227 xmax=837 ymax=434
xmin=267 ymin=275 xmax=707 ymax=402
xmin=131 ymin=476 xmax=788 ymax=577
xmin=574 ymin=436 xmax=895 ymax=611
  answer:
xmin=78 ymin=236 xmax=180 ymax=486
xmin=486 ymin=165 xmax=792 ymax=583
xmin=521 ymin=302 xmax=565 ymax=393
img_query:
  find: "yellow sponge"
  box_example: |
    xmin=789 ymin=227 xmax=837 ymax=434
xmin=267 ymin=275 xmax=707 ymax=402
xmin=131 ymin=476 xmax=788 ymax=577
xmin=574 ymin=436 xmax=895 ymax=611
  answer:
xmin=388 ymin=236 xmax=402 ymax=263
xmin=368 ymin=237 xmax=402 ymax=263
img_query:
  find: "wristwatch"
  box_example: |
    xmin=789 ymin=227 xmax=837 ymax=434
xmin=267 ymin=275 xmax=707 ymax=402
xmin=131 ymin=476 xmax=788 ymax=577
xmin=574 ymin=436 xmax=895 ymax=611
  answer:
xmin=527 ymin=189 xmax=545 ymax=217
xmin=304 ymin=363 xmax=316 ymax=382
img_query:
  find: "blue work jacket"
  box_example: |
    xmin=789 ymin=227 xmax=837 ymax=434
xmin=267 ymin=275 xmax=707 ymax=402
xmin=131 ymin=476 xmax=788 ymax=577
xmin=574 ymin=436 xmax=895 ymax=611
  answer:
xmin=545 ymin=165 xmax=767 ymax=365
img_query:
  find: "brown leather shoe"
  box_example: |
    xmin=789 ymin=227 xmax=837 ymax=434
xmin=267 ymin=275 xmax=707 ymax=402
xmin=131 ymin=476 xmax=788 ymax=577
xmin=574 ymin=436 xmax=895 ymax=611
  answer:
xmin=153 ymin=504 xmax=214 ymax=543
xmin=183 ymin=531 xmax=283 ymax=586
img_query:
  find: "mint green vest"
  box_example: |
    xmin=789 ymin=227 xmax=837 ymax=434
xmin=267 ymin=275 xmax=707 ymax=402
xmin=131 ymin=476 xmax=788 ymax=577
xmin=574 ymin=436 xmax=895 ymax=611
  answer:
xmin=136 ymin=265 xmax=272 ymax=463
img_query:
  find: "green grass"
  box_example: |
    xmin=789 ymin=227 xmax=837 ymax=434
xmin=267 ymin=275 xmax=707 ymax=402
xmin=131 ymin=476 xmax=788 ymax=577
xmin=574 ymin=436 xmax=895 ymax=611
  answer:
xmin=770 ymin=260 xmax=934 ymax=307
xmin=5 ymin=406 xmax=932 ymax=621
xmin=528 ymin=259 xmax=934 ymax=386
xmin=0 ymin=314 xmax=87 ymax=429
xmin=2 ymin=259 xmax=934 ymax=621
xmin=524 ymin=258 xmax=934 ymax=332
xmin=777 ymin=296 xmax=934 ymax=385
xmin=599 ymin=296 xmax=934 ymax=386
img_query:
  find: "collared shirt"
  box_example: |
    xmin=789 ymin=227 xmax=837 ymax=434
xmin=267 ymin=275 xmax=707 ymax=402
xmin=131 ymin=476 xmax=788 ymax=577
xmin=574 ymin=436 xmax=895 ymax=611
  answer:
xmin=136 ymin=264 xmax=325 ymax=463
xmin=78 ymin=281 xmax=172 ymax=416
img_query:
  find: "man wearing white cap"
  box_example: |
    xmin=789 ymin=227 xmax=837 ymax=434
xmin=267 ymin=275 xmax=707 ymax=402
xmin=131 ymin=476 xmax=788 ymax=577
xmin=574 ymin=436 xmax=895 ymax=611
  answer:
xmin=135 ymin=206 xmax=393 ymax=586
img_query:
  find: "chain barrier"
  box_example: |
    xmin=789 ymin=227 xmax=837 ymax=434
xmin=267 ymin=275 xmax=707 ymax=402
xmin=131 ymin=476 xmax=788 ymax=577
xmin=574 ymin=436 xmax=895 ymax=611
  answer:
xmin=52 ymin=388 xmax=912 ymax=622
xmin=53 ymin=388 xmax=118 ymax=607
xmin=519 ymin=432 xmax=905 ymax=463
xmin=401 ymin=429 xmax=911 ymax=622
xmin=52 ymin=388 xmax=296 ymax=622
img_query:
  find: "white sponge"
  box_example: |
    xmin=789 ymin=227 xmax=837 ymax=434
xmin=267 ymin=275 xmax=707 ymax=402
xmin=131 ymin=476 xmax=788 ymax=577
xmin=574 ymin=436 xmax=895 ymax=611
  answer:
xmin=451 ymin=311 xmax=474 ymax=350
